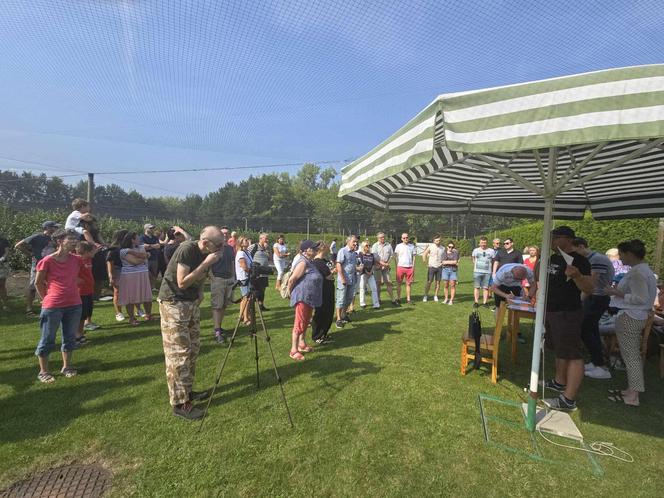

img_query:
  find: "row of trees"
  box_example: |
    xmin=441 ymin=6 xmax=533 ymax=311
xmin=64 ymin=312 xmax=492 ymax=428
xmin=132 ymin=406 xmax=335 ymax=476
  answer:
xmin=1 ymin=165 xmax=513 ymax=240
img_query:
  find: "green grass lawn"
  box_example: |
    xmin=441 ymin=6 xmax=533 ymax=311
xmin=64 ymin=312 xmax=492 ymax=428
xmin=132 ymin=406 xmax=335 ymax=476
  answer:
xmin=1 ymin=258 xmax=663 ymax=496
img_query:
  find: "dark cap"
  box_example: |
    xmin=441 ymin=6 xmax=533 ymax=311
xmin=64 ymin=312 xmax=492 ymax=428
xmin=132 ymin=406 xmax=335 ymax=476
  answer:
xmin=42 ymin=221 xmax=59 ymax=229
xmin=551 ymin=226 xmax=575 ymax=238
xmin=300 ymin=240 xmax=321 ymax=252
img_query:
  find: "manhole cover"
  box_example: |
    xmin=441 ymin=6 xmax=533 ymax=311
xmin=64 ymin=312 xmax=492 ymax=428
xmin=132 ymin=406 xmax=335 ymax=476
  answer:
xmin=0 ymin=464 xmax=111 ymax=498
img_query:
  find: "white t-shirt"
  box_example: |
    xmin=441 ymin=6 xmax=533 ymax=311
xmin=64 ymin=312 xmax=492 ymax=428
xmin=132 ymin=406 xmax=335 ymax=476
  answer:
xmin=65 ymin=210 xmax=85 ymax=235
xmin=394 ymin=243 xmax=416 ymax=268
xmin=273 ymin=242 xmax=288 ymax=261
xmin=235 ymin=250 xmax=252 ymax=281
xmin=472 ymin=247 xmax=495 ymax=274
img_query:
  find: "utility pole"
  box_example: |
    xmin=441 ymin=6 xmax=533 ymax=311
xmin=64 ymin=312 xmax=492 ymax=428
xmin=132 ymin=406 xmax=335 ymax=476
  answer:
xmin=306 ymin=218 xmax=310 ymax=239
xmin=654 ymin=217 xmax=664 ymax=276
xmin=243 ymin=217 xmax=248 ymax=232
xmin=87 ymin=173 xmax=95 ymax=206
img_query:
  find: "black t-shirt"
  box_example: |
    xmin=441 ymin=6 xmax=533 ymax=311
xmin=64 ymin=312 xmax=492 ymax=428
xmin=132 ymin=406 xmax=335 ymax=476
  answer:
xmin=0 ymin=237 xmax=9 ymax=259
xmin=158 ymin=241 xmax=204 ymax=302
xmin=105 ymin=247 xmax=122 ymax=268
xmin=23 ymin=233 xmax=52 ymax=261
xmin=546 ymin=251 xmax=591 ymax=312
xmin=312 ymin=258 xmax=332 ymax=279
xmin=163 ymin=243 xmax=178 ymax=263
xmin=359 ymin=253 xmax=375 ymax=274
xmin=139 ymin=234 xmax=160 ymax=260
xmin=494 ymin=249 xmax=522 ymax=269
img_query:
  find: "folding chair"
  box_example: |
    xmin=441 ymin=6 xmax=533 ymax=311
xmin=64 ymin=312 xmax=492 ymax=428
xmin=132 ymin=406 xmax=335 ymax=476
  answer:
xmin=461 ymin=302 xmax=507 ymax=383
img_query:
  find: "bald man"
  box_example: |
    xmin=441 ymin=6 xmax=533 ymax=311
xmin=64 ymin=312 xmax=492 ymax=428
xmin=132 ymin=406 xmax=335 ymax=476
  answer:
xmin=490 ymin=262 xmax=536 ymax=344
xmin=158 ymin=226 xmax=224 ymax=420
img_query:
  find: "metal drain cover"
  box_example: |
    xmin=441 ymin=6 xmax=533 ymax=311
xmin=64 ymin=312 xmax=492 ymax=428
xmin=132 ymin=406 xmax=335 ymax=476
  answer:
xmin=1 ymin=464 xmax=111 ymax=498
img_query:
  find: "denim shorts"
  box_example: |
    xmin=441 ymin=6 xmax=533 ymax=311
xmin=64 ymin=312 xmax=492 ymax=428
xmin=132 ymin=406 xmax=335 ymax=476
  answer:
xmin=35 ymin=305 xmax=82 ymax=356
xmin=335 ymin=282 xmax=355 ymax=309
xmin=473 ymin=272 xmax=491 ymax=289
xmin=441 ymin=267 xmax=457 ymax=281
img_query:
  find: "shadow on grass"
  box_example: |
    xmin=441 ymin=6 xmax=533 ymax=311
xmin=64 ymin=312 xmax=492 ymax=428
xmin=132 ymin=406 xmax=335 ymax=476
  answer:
xmin=206 ymin=354 xmax=381 ymax=408
xmin=0 ymin=376 xmax=151 ymax=443
xmin=323 ymin=320 xmax=402 ymax=351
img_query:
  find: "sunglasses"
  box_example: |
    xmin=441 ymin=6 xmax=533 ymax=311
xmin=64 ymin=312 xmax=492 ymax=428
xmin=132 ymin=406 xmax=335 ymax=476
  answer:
xmin=504 ymin=242 xmax=512 ymax=245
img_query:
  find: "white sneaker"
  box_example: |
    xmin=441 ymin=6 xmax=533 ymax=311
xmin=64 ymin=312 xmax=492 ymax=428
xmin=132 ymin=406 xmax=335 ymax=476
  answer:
xmin=448 ymin=301 xmax=453 ymax=306
xmin=115 ymin=313 xmax=126 ymax=322
xmin=422 ymin=296 xmax=428 ymax=302
xmin=137 ymin=309 xmax=146 ymax=318
xmin=585 ymin=365 xmax=612 ymax=379
xmin=433 ymin=295 xmax=439 ymax=302
xmin=442 ymin=298 xmax=448 ymax=304
xmin=584 ymin=362 xmax=595 ymax=372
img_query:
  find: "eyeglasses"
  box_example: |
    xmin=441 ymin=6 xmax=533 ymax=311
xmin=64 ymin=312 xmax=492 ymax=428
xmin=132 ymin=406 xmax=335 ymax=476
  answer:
xmin=504 ymin=242 xmax=512 ymax=245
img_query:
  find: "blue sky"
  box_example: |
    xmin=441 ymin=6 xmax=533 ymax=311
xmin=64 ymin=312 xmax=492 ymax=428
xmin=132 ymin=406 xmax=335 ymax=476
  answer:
xmin=0 ymin=0 xmax=662 ymax=197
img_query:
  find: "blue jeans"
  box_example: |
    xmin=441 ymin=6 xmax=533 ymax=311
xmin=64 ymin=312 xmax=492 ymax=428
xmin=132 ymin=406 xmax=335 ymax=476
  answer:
xmin=35 ymin=305 xmax=82 ymax=356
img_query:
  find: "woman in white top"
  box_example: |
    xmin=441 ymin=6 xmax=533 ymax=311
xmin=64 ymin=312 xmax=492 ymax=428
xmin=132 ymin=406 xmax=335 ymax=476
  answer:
xmin=273 ymin=235 xmax=290 ymax=290
xmin=235 ymin=236 xmax=253 ymax=325
xmin=605 ymin=239 xmax=657 ymax=406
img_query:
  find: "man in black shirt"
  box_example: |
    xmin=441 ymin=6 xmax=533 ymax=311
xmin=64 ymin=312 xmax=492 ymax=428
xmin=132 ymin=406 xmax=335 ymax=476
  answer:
xmin=541 ymin=226 xmax=593 ymax=412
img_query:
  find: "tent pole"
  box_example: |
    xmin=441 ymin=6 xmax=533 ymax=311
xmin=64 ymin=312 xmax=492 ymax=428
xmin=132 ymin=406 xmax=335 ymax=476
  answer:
xmin=526 ymin=195 xmax=554 ymax=431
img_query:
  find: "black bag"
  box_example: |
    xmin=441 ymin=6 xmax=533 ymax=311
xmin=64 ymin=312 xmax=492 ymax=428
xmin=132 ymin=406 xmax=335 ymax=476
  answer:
xmin=468 ymin=311 xmax=482 ymax=369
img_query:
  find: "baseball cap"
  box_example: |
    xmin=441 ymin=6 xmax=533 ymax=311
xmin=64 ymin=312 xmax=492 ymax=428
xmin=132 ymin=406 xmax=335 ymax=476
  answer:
xmin=144 ymin=223 xmax=155 ymax=230
xmin=300 ymin=240 xmax=321 ymax=252
xmin=42 ymin=221 xmax=59 ymax=229
xmin=551 ymin=226 xmax=575 ymax=238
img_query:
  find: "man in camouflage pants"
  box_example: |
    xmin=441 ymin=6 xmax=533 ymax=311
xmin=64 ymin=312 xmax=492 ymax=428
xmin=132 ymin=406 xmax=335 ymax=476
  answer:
xmin=158 ymin=226 xmax=224 ymax=420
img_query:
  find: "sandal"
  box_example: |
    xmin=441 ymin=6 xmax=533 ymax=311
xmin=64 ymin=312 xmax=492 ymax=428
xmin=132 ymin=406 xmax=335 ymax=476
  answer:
xmin=289 ymin=351 xmax=305 ymax=361
xmin=129 ymin=319 xmax=141 ymax=327
xmin=38 ymin=372 xmax=55 ymax=383
xmin=61 ymin=367 xmax=78 ymax=378
xmin=298 ymin=345 xmax=314 ymax=353
xmin=608 ymin=391 xmax=639 ymax=406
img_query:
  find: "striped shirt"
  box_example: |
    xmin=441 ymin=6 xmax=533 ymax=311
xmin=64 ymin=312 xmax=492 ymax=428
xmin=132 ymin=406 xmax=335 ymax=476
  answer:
xmin=120 ymin=247 xmax=149 ymax=274
xmin=587 ymin=251 xmax=615 ymax=296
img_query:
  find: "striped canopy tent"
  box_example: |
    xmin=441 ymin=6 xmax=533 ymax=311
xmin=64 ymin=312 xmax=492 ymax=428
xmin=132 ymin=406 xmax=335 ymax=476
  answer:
xmin=339 ymin=64 xmax=664 ymax=431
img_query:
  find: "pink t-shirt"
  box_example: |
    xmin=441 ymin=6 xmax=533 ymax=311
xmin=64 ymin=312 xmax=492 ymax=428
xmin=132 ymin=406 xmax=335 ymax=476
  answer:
xmin=36 ymin=253 xmax=83 ymax=309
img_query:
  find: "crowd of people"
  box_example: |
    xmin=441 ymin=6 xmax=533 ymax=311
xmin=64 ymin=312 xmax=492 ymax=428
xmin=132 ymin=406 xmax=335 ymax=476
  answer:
xmin=1 ymin=198 xmax=662 ymax=420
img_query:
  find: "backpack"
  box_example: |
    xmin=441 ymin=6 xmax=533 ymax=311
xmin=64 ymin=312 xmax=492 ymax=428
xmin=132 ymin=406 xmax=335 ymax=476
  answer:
xmin=468 ymin=310 xmax=482 ymax=369
xmin=279 ymin=269 xmax=292 ymax=299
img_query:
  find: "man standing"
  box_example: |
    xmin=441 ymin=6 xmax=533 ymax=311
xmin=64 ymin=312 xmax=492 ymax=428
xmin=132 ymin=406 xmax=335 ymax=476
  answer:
xmin=372 ymin=232 xmax=397 ymax=306
xmin=421 ymin=235 xmax=444 ymax=302
xmin=139 ymin=224 xmax=162 ymax=290
xmin=471 ymin=237 xmax=495 ymax=307
xmin=158 ymin=226 xmax=224 ymax=420
xmin=0 ymin=233 xmax=9 ymax=311
xmin=15 ymin=221 xmax=58 ymax=316
xmin=394 ymin=232 xmax=416 ymax=305
xmin=335 ymin=235 xmax=359 ymax=328
xmin=571 ymin=237 xmax=615 ymax=380
xmin=163 ymin=226 xmax=192 ymax=265
xmin=210 ymin=235 xmax=236 ymax=344
xmin=542 ymin=226 xmax=593 ymax=412
xmin=248 ymin=233 xmax=270 ymax=311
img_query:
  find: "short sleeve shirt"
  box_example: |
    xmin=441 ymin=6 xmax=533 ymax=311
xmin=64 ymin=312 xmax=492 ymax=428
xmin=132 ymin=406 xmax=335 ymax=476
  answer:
xmin=472 ymin=248 xmax=495 ymax=274
xmin=36 ymin=253 xmax=83 ymax=308
xmin=394 ymin=243 xmax=416 ymax=268
xmin=587 ymin=251 xmax=615 ymax=296
xmin=494 ymin=249 xmax=522 ymax=270
xmin=337 ymin=246 xmax=359 ymax=284
xmin=442 ymin=249 xmax=460 ymax=268
xmin=78 ymin=257 xmax=95 ymax=296
xmin=372 ymin=242 xmax=394 ymax=264
xmin=211 ymin=245 xmax=236 ymax=279
xmin=493 ymin=263 xmax=534 ymax=288
xmin=546 ymin=252 xmax=591 ymax=312
xmin=139 ymin=234 xmax=160 ymax=260
xmin=425 ymin=244 xmax=445 ymax=268
xmin=24 ymin=233 xmax=53 ymax=261
xmin=235 ymin=250 xmax=252 ymax=282
xmin=65 ymin=210 xmax=85 ymax=235
xmin=158 ymin=241 xmax=205 ymax=302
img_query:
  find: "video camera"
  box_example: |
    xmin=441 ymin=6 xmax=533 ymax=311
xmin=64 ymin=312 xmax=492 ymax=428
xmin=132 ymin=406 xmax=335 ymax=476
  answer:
xmin=248 ymin=262 xmax=273 ymax=290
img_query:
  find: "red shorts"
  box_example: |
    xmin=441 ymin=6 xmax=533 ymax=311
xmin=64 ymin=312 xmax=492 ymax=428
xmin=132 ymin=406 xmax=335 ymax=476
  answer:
xmin=396 ymin=266 xmax=414 ymax=284
xmin=293 ymin=302 xmax=313 ymax=335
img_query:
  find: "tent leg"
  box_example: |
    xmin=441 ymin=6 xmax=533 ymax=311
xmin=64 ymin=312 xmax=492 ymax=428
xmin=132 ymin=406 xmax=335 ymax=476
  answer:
xmin=526 ymin=196 xmax=554 ymax=431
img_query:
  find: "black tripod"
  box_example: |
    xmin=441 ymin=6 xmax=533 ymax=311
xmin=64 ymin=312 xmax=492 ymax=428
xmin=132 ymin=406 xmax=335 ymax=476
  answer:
xmin=198 ymin=287 xmax=294 ymax=431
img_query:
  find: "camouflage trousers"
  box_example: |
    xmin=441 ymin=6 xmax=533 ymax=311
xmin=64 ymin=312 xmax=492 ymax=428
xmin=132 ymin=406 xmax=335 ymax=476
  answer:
xmin=159 ymin=300 xmax=201 ymax=406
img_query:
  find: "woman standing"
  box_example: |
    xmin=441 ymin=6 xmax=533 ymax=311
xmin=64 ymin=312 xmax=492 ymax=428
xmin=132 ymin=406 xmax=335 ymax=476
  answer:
xmin=286 ymin=240 xmax=323 ymax=361
xmin=312 ymin=242 xmax=336 ymax=344
xmin=605 ymin=239 xmax=657 ymax=406
xmin=523 ymin=245 xmax=539 ymax=290
xmin=235 ymin=236 xmax=253 ymax=325
xmin=441 ymin=241 xmax=460 ymax=305
xmin=118 ymin=232 xmax=153 ymax=325
xmin=358 ymin=241 xmax=379 ymax=309
xmin=273 ymin=235 xmax=290 ymax=290
xmin=34 ymin=229 xmax=83 ymax=383
xmin=106 ymin=229 xmax=128 ymax=322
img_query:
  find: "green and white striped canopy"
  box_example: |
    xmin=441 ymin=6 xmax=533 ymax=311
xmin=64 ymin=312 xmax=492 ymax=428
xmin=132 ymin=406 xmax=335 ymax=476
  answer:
xmin=340 ymin=65 xmax=664 ymax=219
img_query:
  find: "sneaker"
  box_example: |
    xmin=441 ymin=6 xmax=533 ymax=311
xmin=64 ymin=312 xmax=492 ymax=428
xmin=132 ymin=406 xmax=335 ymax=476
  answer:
xmin=343 ymin=315 xmax=352 ymax=323
xmin=585 ymin=365 xmax=612 ymax=379
xmin=315 ymin=338 xmax=325 ymax=344
xmin=433 ymin=295 xmax=439 ymax=302
xmin=259 ymin=304 xmax=269 ymax=312
xmin=584 ymin=362 xmax=595 ymax=372
xmin=443 ymin=298 xmax=448 ymax=304
xmin=490 ymin=306 xmax=496 ymax=312
xmin=360 ymin=304 xmax=367 ymax=308
xmin=83 ymin=323 xmax=101 ymax=331
xmin=544 ymin=379 xmax=566 ymax=393
xmin=482 ymin=303 xmax=490 ymax=308
xmin=543 ymin=395 xmax=577 ymax=412
xmin=473 ymin=302 xmax=480 ymax=309
xmin=447 ymin=301 xmax=453 ymax=306
xmin=517 ymin=333 xmax=526 ymax=344
xmin=372 ymin=305 xmax=380 ymax=309
xmin=422 ymin=296 xmax=428 ymax=302
xmin=335 ymin=320 xmax=345 ymax=329
xmin=115 ymin=313 xmax=126 ymax=322
xmin=137 ymin=309 xmax=146 ymax=318
xmin=215 ymin=330 xmax=226 ymax=344
xmin=189 ymin=390 xmax=211 ymax=402
xmin=173 ymin=402 xmax=204 ymax=420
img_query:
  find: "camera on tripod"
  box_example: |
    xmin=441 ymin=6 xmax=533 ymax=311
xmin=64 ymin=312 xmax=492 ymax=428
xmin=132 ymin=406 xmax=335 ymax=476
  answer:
xmin=248 ymin=262 xmax=273 ymax=290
